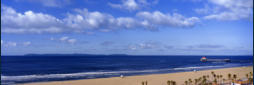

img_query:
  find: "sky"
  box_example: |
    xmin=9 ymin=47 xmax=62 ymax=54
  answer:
xmin=1 ymin=0 xmax=253 ymax=55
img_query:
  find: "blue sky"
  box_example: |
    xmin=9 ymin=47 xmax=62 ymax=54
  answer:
xmin=1 ymin=0 xmax=253 ymax=55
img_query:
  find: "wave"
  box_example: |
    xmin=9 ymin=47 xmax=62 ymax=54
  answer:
xmin=1 ymin=70 xmax=163 ymax=81
xmin=173 ymin=66 xmax=224 ymax=70
xmin=1 ymin=65 xmax=228 ymax=82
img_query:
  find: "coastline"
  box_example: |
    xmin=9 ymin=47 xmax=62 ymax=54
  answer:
xmin=21 ymin=66 xmax=253 ymax=85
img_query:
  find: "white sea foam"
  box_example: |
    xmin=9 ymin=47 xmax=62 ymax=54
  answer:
xmin=173 ymin=66 xmax=223 ymax=70
xmin=1 ymin=65 xmax=225 ymax=81
xmin=1 ymin=70 xmax=162 ymax=81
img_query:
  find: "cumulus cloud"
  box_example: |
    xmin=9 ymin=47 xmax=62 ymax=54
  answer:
xmin=1 ymin=40 xmax=32 ymax=47
xmin=197 ymin=0 xmax=253 ymax=21
xmin=196 ymin=44 xmax=223 ymax=48
xmin=184 ymin=44 xmax=224 ymax=51
xmin=5 ymin=42 xmax=17 ymax=47
xmin=194 ymin=4 xmax=214 ymax=14
xmin=59 ymin=36 xmax=69 ymax=41
xmin=109 ymin=0 xmax=139 ymax=11
xmin=1 ymin=40 xmax=31 ymax=47
xmin=108 ymin=0 xmax=157 ymax=11
xmin=137 ymin=11 xmax=200 ymax=28
xmin=67 ymin=39 xmax=77 ymax=44
xmin=63 ymin=9 xmax=200 ymax=31
xmin=57 ymin=36 xmax=77 ymax=44
xmin=64 ymin=8 xmax=120 ymax=32
xmin=128 ymin=41 xmax=160 ymax=50
xmin=128 ymin=44 xmax=138 ymax=50
xmin=1 ymin=5 xmax=63 ymax=33
xmin=23 ymin=41 xmax=31 ymax=46
xmin=1 ymin=6 xmax=200 ymax=34
xmin=16 ymin=0 xmax=71 ymax=7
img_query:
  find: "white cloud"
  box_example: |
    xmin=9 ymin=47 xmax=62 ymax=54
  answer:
xmin=194 ymin=4 xmax=213 ymax=14
xmin=64 ymin=8 xmax=119 ymax=32
xmin=67 ymin=39 xmax=77 ymax=44
xmin=137 ymin=11 xmax=200 ymax=28
xmin=128 ymin=42 xmax=160 ymax=50
xmin=108 ymin=0 xmax=157 ymax=11
xmin=16 ymin=0 xmax=71 ymax=7
xmin=1 ymin=40 xmax=32 ymax=47
xmin=38 ymin=0 xmax=71 ymax=7
xmin=200 ymin=0 xmax=253 ymax=21
xmin=1 ymin=40 xmax=3 ymax=46
xmin=128 ymin=45 xmax=138 ymax=50
xmin=5 ymin=42 xmax=17 ymax=47
xmin=109 ymin=0 xmax=139 ymax=11
xmin=1 ymin=6 xmax=63 ymax=34
xmin=58 ymin=36 xmax=77 ymax=44
xmin=64 ymin=8 xmax=200 ymax=31
xmin=23 ymin=41 xmax=31 ymax=46
xmin=1 ymin=6 xmax=200 ymax=34
xmin=139 ymin=43 xmax=155 ymax=49
xmin=59 ymin=36 xmax=69 ymax=41
xmin=116 ymin=17 xmax=138 ymax=29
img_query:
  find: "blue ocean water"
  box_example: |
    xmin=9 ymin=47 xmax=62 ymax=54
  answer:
xmin=1 ymin=55 xmax=253 ymax=85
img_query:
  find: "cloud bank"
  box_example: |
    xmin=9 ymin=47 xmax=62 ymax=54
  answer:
xmin=1 ymin=5 xmax=200 ymax=34
xmin=50 ymin=36 xmax=77 ymax=44
xmin=1 ymin=40 xmax=31 ymax=47
xmin=196 ymin=0 xmax=253 ymax=21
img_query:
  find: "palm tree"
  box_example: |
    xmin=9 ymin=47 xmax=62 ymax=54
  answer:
xmin=233 ymin=74 xmax=237 ymax=80
xmin=203 ymin=75 xmax=206 ymax=79
xmin=216 ymin=75 xmax=220 ymax=84
xmin=188 ymin=78 xmax=192 ymax=85
xmin=213 ymin=74 xmax=216 ymax=81
xmin=213 ymin=74 xmax=216 ymax=78
xmin=199 ymin=77 xmax=202 ymax=81
xmin=202 ymin=78 xmax=207 ymax=84
xmin=250 ymin=78 xmax=253 ymax=83
xmin=142 ymin=81 xmax=145 ymax=85
xmin=194 ymin=79 xmax=198 ymax=85
xmin=222 ymin=78 xmax=226 ymax=84
xmin=185 ymin=81 xmax=188 ymax=85
xmin=213 ymin=79 xmax=217 ymax=84
xmin=211 ymin=71 xmax=215 ymax=75
xmin=216 ymin=75 xmax=219 ymax=78
xmin=206 ymin=75 xmax=209 ymax=79
xmin=228 ymin=73 xmax=232 ymax=80
xmin=250 ymin=72 xmax=253 ymax=78
xmin=219 ymin=75 xmax=223 ymax=84
xmin=167 ymin=80 xmax=171 ymax=85
xmin=246 ymin=74 xmax=249 ymax=78
xmin=172 ymin=81 xmax=176 ymax=85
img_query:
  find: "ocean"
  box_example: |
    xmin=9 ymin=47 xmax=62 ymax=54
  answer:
xmin=1 ymin=55 xmax=253 ymax=85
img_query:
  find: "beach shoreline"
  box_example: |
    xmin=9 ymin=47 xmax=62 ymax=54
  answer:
xmin=21 ymin=66 xmax=253 ymax=85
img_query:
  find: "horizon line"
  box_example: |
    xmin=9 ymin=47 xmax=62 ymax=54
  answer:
xmin=1 ymin=53 xmax=253 ymax=56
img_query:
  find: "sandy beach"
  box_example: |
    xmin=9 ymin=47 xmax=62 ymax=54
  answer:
xmin=22 ymin=66 xmax=253 ymax=85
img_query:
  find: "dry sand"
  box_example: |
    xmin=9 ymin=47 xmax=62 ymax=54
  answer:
xmin=22 ymin=66 xmax=253 ymax=85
